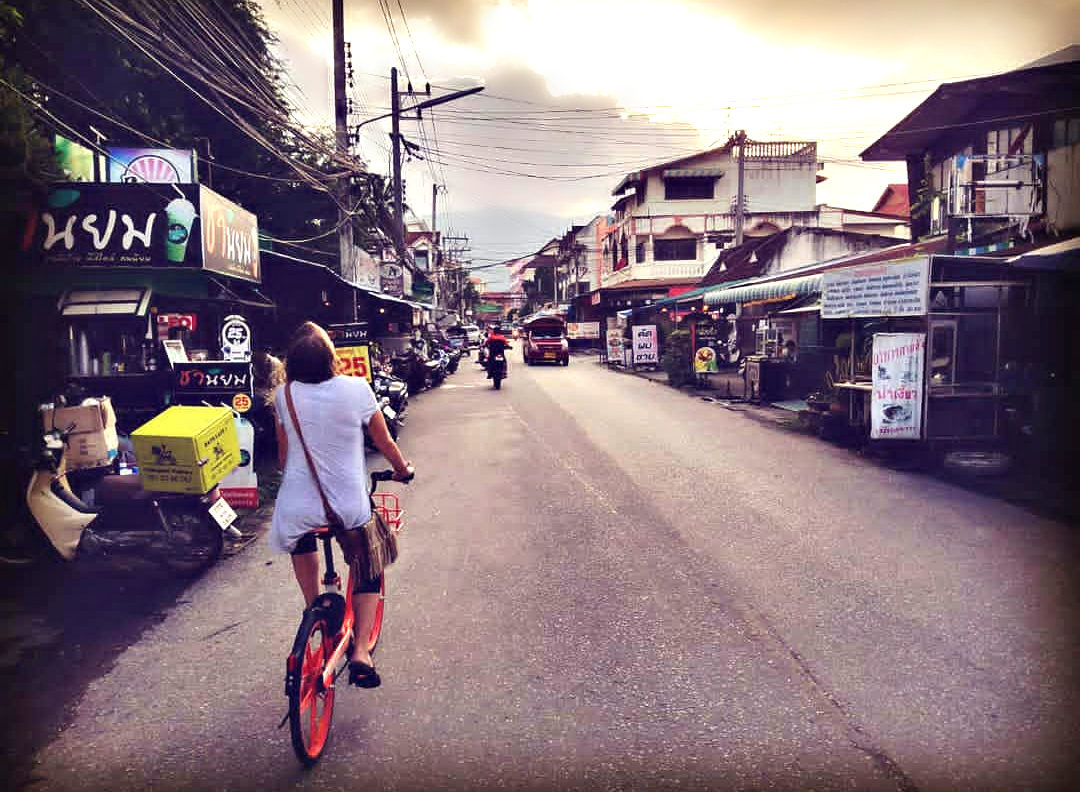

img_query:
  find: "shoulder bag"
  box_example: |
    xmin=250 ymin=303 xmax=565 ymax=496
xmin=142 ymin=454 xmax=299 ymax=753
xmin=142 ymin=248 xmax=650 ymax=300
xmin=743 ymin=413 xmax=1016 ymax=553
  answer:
xmin=284 ymin=383 xmax=397 ymax=581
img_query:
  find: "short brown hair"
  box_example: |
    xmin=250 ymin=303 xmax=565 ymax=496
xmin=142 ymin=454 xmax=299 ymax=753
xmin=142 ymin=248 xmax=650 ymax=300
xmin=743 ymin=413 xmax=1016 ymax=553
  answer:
xmin=285 ymin=322 xmax=339 ymax=384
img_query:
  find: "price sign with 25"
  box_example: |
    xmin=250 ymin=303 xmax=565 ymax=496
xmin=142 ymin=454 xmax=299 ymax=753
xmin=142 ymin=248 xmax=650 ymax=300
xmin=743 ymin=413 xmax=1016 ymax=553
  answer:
xmin=336 ymin=344 xmax=372 ymax=382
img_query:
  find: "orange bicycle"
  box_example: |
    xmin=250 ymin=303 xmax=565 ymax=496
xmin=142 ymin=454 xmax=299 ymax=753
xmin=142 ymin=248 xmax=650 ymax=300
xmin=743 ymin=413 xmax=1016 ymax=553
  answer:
xmin=283 ymin=470 xmax=409 ymax=766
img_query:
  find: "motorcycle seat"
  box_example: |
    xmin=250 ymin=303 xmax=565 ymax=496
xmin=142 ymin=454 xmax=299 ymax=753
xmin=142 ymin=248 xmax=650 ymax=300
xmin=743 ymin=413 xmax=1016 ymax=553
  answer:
xmin=96 ymin=473 xmax=154 ymax=505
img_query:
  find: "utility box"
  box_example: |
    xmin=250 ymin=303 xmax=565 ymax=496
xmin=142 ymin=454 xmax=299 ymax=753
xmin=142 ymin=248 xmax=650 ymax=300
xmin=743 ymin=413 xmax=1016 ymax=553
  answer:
xmin=132 ymin=406 xmax=240 ymax=494
xmin=40 ymin=397 xmax=119 ymax=470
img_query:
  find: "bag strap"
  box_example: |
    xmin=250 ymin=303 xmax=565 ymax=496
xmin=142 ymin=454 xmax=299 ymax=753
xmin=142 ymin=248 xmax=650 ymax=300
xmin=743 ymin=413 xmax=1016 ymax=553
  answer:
xmin=284 ymin=382 xmax=338 ymax=526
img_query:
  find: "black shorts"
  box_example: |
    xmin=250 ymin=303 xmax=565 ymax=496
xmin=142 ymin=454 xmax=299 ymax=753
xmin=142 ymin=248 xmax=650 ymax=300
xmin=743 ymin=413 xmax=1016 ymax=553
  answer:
xmin=290 ymin=530 xmax=381 ymax=594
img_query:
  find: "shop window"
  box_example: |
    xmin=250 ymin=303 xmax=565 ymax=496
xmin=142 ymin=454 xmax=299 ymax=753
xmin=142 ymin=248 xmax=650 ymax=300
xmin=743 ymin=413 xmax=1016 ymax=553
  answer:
xmin=1052 ymin=117 xmax=1080 ymax=148
xmin=654 ymin=238 xmax=697 ymax=261
xmin=635 ymin=239 xmax=645 ymax=263
xmin=956 ymin=313 xmax=997 ymax=382
xmin=663 ymin=177 xmax=714 ymax=200
xmin=929 ymin=321 xmax=956 ymax=385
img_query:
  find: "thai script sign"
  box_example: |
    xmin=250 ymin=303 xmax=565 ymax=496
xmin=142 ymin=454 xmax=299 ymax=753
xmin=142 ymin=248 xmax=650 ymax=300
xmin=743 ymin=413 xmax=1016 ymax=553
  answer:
xmin=822 ymin=257 xmax=929 ymax=318
xmin=567 ymin=322 xmax=601 ymax=340
xmin=692 ymin=321 xmax=720 ymax=373
xmin=328 ymin=322 xmax=370 ymax=345
xmin=870 ymin=333 xmax=925 ymax=440
xmin=172 ymin=362 xmax=253 ymax=406
xmin=198 ymin=185 xmax=260 ymax=282
xmin=108 ymin=147 xmax=195 ymax=184
xmin=632 ymin=324 xmax=659 ymax=366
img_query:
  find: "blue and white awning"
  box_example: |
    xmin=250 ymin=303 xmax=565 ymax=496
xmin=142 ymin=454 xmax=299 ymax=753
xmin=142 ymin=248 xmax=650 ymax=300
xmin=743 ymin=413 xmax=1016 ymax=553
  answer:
xmin=703 ymin=273 xmax=822 ymax=307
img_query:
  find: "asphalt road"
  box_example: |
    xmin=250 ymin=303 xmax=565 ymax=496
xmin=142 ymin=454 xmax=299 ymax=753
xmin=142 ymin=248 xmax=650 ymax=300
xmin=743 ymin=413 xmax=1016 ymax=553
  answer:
xmin=27 ymin=354 xmax=1080 ymax=792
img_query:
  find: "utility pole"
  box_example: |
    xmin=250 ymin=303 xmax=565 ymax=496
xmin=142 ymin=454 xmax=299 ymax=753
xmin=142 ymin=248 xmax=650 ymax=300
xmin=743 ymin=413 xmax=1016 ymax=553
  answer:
xmin=390 ymin=66 xmax=404 ymax=259
xmin=431 ymin=183 xmax=439 ymax=236
xmin=734 ymin=129 xmax=747 ymax=247
xmin=332 ymin=0 xmax=351 ymax=278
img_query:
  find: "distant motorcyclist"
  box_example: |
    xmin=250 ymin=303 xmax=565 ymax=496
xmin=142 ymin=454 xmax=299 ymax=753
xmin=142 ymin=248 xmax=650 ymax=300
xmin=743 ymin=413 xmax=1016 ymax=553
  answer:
xmin=484 ymin=324 xmax=510 ymax=379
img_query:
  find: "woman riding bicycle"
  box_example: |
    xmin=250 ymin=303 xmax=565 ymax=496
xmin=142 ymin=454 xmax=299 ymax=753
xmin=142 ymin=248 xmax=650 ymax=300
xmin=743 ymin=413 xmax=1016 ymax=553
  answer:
xmin=270 ymin=322 xmax=413 ymax=688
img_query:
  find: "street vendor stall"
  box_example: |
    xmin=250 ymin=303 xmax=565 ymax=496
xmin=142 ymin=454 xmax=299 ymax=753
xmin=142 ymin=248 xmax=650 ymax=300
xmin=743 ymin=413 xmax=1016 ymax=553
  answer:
xmin=19 ymin=182 xmax=270 ymax=431
xmin=821 ymin=255 xmax=1029 ymax=448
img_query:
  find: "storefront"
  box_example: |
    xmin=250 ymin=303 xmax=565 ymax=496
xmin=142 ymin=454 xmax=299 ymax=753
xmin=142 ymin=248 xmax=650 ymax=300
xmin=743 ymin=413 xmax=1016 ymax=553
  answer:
xmin=17 ymin=182 xmax=270 ymax=430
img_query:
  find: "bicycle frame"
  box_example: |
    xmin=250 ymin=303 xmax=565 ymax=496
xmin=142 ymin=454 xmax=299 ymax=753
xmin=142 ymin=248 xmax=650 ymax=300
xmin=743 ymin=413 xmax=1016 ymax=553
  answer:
xmin=313 ymin=529 xmax=356 ymax=692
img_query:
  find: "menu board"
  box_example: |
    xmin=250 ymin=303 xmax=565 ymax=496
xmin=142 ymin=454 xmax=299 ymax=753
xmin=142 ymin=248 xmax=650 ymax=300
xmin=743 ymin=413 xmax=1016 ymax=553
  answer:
xmin=632 ymin=325 xmax=659 ymax=366
xmin=822 ymin=257 xmax=929 ymax=318
xmin=870 ymin=333 xmax=925 ymax=440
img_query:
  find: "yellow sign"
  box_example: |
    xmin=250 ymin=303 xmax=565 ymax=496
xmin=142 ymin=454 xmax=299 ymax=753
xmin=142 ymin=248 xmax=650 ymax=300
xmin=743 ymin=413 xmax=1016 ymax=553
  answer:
xmin=336 ymin=344 xmax=372 ymax=382
xmin=232 ymin=393 xmax=252 ymax=413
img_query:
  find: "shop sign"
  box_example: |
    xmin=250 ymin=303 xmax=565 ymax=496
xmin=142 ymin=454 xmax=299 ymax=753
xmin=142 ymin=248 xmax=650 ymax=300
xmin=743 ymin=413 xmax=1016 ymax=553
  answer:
xmin=33 ymin=183 xmax=198 ymax=267
xmin=327 ymin=322 xmax=370 ymax=344
xmin=591 ymin=292 xmax=601 ymax=306
xmin=567 ymin=322 xmax=601 ymax=340
xmin=870 ymin=333 xmax=925 ymax=440
xmin=220 ymin=314 xmax=252 ymax=362
xmin=156 ymin=313 xmax=198 ymax=341
xmin=692 ymin=321 xmax=719 ymax=373
xmin=336 ymin=344 xmax=373 ymax=382
xmin=172 ymin=361 xmax=253 ymax=406
xmin=605 ymin=330 xmax=623 ymax=362
xmin=199 ymin=185 xmax=261 ymax=283
xmin=632 ymin=324 xmax=658 ymax=366
xmin=108 ymin=147 xmax=195 ymax=184
xmin=55 ymin=135 xmax=101 ymax=181
xmin=822 ymin=257 xmax=929 ymax=319
xmin=380 ymin=261 xmax=404 ymax=296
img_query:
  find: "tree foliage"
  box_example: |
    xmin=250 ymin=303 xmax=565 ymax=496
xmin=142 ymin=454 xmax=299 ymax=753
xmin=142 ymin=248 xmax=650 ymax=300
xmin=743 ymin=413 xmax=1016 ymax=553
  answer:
xmin=1 ymin=0 xmax=392 ymax=261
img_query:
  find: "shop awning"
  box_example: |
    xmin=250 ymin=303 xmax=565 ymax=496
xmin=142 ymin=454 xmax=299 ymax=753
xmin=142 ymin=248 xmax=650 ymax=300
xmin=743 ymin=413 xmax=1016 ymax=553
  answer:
xmin=662 ymin=167 xmax=724 ymax=179
xmin=1010 ymin=235 xmax=1080 ymax=271
xmin=59 ymin=287 xmax=152 ymax=317
xmin=704 ymin=273 xmax=822 ymax=308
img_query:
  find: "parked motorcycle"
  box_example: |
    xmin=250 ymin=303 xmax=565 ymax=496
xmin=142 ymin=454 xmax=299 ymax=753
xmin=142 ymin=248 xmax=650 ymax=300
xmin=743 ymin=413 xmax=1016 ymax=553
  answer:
xmin=390 ymin=347 xmax=430 ymax=394
xmin=26 ymin=423 xmax=235 ymax=576
xmin=372 ymin=368 xmax=409 ymax=416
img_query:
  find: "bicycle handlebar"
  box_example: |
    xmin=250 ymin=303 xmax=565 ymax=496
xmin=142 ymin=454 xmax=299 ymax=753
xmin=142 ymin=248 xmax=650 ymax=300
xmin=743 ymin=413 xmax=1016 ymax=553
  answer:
xmin=370 ymin=467 xmax=415 ymax=490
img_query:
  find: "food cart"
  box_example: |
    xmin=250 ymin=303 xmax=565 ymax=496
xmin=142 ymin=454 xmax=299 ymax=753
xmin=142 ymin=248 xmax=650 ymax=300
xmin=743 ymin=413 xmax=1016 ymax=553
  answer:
xmin=822 ymin=255 xmax=1029 ymax=454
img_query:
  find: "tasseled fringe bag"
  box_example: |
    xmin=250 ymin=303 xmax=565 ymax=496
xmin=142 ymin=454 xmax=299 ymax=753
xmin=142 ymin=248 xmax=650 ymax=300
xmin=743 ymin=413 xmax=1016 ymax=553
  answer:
xmin=285 ymin=383 xmax=398 ymax=581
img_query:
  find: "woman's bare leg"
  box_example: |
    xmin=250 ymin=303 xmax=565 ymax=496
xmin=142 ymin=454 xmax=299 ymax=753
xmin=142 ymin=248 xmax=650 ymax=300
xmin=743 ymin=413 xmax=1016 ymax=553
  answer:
xmin=291 ymin=552 xmax=320 ymax=607
xmin=351 ymin=593 xmax=380 ymax=665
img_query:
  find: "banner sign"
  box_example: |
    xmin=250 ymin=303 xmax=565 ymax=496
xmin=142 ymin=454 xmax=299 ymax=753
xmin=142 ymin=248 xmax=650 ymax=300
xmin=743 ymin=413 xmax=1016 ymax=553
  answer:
xmin=32 ymin=183 xmax=260 ymax=283
xmin=567 ymin=321 xmax=601 ymax=340
xmin=870 ymin=333 xmax=925 ymax=440
xmin=327 ymin=322 xmax=370 ymax=345
xmin=632 ymin=324 xmax=659 ymax=366
xmin=55 ymin=135 xmax=100 ymax=181
xmin=172 ymin=361 xmax=253 ymax=406
xmin=692 ymin=321 xmax=720 ymax=373
xmin=108 ymin=147 xmax=195 ymax=184
xmin=822 ymin=257 xmax=929 ymax=319
xmin=380 ymin=261 xmax=404 ymax=296
xmin=198 ymin=185 xmax=260 ymax=283
xmin=336 ymin=344 xmax=373 ymax=382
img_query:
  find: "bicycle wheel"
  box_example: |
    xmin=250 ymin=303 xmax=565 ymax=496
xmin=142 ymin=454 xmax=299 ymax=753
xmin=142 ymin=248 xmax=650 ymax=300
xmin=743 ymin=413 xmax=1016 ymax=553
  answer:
xmin=287 ymin=610 xmax=336 ymax=766
xmin=363 ymin=574 xmax=386 ymax=655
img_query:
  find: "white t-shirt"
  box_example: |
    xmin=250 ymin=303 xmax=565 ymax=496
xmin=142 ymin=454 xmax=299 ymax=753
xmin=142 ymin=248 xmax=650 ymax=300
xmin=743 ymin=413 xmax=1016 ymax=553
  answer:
xmin=269 ymin=376 xmax=379 ymax=553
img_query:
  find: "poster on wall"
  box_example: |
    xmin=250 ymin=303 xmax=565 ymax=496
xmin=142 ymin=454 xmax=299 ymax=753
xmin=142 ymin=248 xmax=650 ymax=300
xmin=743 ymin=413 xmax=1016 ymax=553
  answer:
xmin=632 ymin=324 xmax=659 ymax=366
xmin=870 ymin=333 xmax=925 ymax=440
xmin=822 ymin=257 xmax=930 ymax=318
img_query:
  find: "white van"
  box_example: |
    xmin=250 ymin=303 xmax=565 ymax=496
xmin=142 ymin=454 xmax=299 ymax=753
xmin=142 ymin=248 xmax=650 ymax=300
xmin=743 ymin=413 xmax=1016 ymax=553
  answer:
xmin=463 ymin=324 xmax=482 ymax=347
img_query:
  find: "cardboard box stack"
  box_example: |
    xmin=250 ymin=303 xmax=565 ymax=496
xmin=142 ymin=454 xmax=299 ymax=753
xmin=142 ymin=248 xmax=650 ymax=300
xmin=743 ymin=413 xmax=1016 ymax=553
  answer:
xmin=40 ymin=397 xmax=119 ymax=470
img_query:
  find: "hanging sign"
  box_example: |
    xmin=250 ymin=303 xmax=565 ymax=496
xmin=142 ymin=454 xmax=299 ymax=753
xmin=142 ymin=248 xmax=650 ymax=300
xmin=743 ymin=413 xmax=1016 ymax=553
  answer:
xmin=220 ymin=314 xmax=252 ymax=362
xmin=327 ymin=322 xmax=370 ymax=345
xmin=336 ymin=344 xmax=373 ymax=383
xmin=870 ymin=333 xmax=925 ymax=440
xmin=198 ymin=185 xmax=261 ymax=283
xmin=822 ymin=257 xmax=929 ymax=319
xmin=632 ymin=324 xmax=659 ymax=366
xmin=380 ymin=261 xmax=404 ymax=297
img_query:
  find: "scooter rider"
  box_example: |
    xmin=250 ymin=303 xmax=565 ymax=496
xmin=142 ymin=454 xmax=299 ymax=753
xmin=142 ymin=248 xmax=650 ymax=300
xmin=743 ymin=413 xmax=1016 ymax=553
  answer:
xmin=484 ymin=324 xmax=510 ymax=379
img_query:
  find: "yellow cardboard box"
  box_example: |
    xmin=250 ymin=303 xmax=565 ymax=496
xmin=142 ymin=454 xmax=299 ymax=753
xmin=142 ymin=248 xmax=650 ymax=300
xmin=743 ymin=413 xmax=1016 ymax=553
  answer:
xmin=131 ymin=406 xmax=240 ymax=494
xmin=40 ymin=397 xmax=119 ymax=470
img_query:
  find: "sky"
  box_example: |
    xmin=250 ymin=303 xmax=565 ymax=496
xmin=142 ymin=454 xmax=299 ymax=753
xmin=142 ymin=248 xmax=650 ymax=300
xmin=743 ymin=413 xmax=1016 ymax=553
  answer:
xmin=257 ymin=0 xmax=1080 ymax=289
